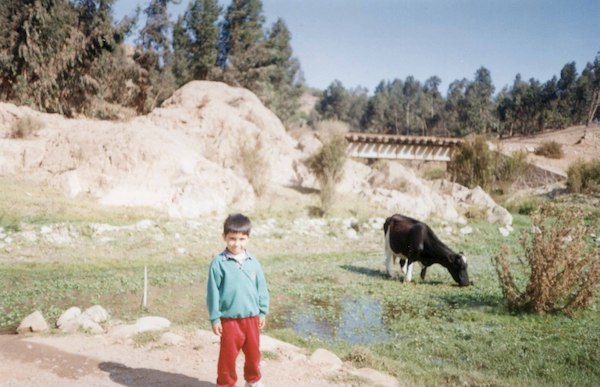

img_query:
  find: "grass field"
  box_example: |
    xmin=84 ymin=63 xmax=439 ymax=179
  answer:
xmin=1 ymin=178 xmax=599 ymax=386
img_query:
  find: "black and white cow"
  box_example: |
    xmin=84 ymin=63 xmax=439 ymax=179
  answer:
xmin=384 ymin=214 xmax=470 ymax=286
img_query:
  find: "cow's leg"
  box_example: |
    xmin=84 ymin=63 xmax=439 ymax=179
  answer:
xmin=384 ymin=248 xmax=392 ymax=277
xmin=399 ymin=258 xmax=407 ymax=274
xmin=384 ymin=229 xmax=395 ymax=278
xmin=420 ymin=264 xmax=428 ymax=281
xmin=405 ymin=261 xmax=414 ymax=282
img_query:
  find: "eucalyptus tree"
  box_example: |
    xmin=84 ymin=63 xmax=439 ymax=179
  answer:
xmin=464 ymin=67 xmax=495 ymax=134
xmin=444 ymin=79 xmax=469 ymax=136
xmin=586 ymin=54 xmax=600 ymax=125
xmin=172 ymin=0 xmax=220 ymax=86
xmin=556 ymin=62 xmax=578 ymax=126
xmin=424 ymin=76 xmax=444 ymax=136
xmin=259 ymin=18 xmax=303 ymax=124
xmin=0 ymin=0 xmax=127 ymax=116
xmin=134 ymin=0 xmax=177 ymax=112
xmin=317 ymin=80 xmax=351 ymax=121
xmin=218 ymin=0 xmax=266 ymax=88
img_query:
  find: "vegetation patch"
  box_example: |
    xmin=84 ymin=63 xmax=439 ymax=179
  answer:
xmin=567 ymin=159 xmax=600 ymax=195
xmin=534 ymin=141 xmax=564 ymax=159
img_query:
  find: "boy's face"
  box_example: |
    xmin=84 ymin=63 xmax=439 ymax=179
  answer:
xmin=223 ymin=232 xmax=249 ymax=255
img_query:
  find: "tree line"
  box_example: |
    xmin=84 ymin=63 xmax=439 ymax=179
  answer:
xmin=315 ymin=58 xmax=600 ymax=137
xmin=1 ymin=0 xmax=598 ymax=137
xmin=0 ymin=0 xmax=302 ymax=123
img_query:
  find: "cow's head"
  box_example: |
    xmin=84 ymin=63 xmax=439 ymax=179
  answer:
xmin=448 ymin=253 xmax=470 ymax=286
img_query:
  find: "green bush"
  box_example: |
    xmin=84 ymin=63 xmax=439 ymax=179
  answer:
xmin=567 ymin=159 xmax=600 ymax=195
xmin=534 ymin=141 xmax=564 ymax=159
xmin=448 ymin=135 xmax=495 ymax=190
xmin=493 ymin=204 xmax=600 ymax=316
xmin=449 ymin=136 xmax=532 ymax=193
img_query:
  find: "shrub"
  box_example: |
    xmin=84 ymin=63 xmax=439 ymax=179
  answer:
xmin=493 ymin=204 xmax=600 ymax=316
xmin=567 ymin=159 xmax=600 ymax=195
xmin=307 ymin=132 xmax=347 ymax=214
xmin=449 ymin=136 xmax=533 ymax=194
xmin=9 ymin=115 xmax=43 ymax=139
xmin=448 ymin=135 xmax=495 ymax=191
xmin=241 ymin=135 xmax=270 ymax=197
xmin=534 ymin=141 xmax=564 ymax=159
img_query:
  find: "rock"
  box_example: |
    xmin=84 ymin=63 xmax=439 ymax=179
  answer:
xmin=309 ymin=348 xmax=343 ymax=370
xmin=56 ymin=306 xmax=82 ymax=328
xmin=160 ymin=332 xmax=184 ymax=346
xmin=350 ymin=367 xmax=400 ymax=387
xmin=460 ymin=226 xmax=473 ymax=235
xmin=17 ymin=311 xmax=49 ymax=334
xmin=135 ymin=316 xmax=171 ymax=333
xmin=83 ymin=305 xmax=110 ymax=323
xmin=108 ymin=324 xmax=139 ymax=340
xmin=499 ymin=227 xmax=510 ymax=237
xmin=59 ymin=314 xmax=104 ymax=334
xmin=196 ymin=329 xmax=220 ymax=344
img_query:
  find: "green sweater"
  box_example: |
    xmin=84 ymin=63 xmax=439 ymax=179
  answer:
xmin=206 ymin=250 xmax=269 ymax=325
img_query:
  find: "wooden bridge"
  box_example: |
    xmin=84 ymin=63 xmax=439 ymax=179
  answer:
xmin=345 ymin=133 xmax=463 ymax=162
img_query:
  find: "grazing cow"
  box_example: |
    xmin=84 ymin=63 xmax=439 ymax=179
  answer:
xmin=384 ymin=214 xmax=470 ymax=286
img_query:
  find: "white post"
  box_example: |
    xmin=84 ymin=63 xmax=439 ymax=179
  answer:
xmin=142 ymin=265 xmax=148 ymax=309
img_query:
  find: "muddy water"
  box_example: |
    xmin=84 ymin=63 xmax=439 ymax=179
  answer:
xmin=287 ymin=296 xmax=392 ymax=345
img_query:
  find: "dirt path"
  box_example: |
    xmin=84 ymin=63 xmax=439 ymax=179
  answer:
xmin=0 ymin=329 xmax=400 ymax=387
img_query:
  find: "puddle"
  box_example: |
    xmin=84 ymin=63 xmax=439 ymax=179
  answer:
xmin=287 ymin=296 xmax=392 ymax=345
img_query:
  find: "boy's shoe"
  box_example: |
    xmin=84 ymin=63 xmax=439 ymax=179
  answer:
xmin=245 ymin=381 xmax=265 ymax=387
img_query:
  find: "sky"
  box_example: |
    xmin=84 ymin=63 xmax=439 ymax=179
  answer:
xmin=113 ymin=0 xmax=599 ymax=94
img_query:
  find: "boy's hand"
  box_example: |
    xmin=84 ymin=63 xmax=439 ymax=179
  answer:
xmin=212 ymin=323 xmax=223 ymax=336
xmin=259 ymin=316 xmax=266 ymax=330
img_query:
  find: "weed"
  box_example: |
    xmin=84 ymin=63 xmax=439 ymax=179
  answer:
xmin=261 ymin=350 xmax=279 ymax=361
xmin=132 ymin=330 xmax=163 ymax=347
xmin=9 ymin=115 xmax=43 ymax=139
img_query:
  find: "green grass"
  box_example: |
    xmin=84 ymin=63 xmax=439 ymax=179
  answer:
xmin=3 ymin=245 xmax=598 ymax=386
xmin=1 ymin=177 xmax=599 ymax=386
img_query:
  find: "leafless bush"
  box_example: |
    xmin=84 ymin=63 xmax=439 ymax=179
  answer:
xmin=307 ymin=131 xmax=347 ymax=214
xmin=494 ymin=204 xmax=600 ymax=316
xmin=241 ymin=135 xmax=270 ymax=197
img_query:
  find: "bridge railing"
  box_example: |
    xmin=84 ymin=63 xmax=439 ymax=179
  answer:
xmin=345 ymin=133 xmax=463 ymax=162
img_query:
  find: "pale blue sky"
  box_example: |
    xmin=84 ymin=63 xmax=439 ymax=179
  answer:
xmin=113 ymin=0 xmax=599 ymax=94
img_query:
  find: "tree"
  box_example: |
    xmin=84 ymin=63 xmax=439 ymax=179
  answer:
xmin=464 ymin=67 xmax=495 ymax=134
xmin=134 ymin=0 xmax=177 ymax=113
xmin=444 ymin=79 xmax=469 ymax=136
xmin=172 ymin=0 xmax=220 ymax=86
xmin=0 ymin=0 xmax=127 ymax=116
xmin=424 ymin=76 xmax=444 ymax=136
xmin=258 ymin=18 xmax=303 ymax=123
xmin=218 ymin=0 xmax=266 ymax=88
xmin=317 ymin=80 xmax=351 ymax=121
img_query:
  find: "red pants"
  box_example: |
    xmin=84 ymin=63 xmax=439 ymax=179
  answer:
xmin=217 ymin=316 xmax=261 ymax=387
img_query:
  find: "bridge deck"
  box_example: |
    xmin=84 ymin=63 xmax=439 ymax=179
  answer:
xmin=345 ymin=133 xmax=463 ymax=162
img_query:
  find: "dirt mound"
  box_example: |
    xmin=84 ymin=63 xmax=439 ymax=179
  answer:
xmin=499 ymin=125 xmax=600 ymax=177
xmin=0 ymin=82 xmax=302 ymax=217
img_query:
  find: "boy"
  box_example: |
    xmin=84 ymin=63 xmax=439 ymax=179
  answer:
xmin=206 ymin=213 xmax=269 ymax=387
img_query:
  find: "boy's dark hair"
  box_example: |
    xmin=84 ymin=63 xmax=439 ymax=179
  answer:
xmin=223 ymin=213 xmax=252 ymax=235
